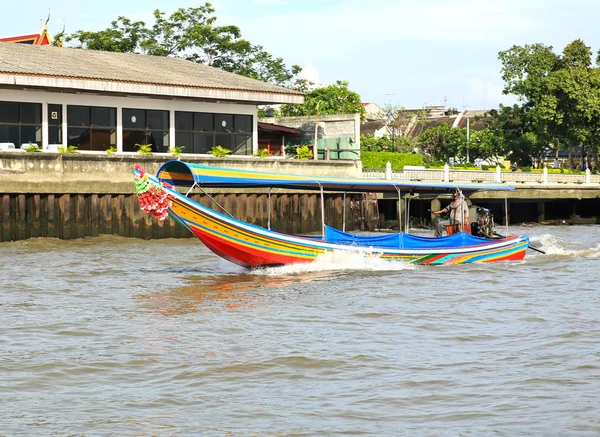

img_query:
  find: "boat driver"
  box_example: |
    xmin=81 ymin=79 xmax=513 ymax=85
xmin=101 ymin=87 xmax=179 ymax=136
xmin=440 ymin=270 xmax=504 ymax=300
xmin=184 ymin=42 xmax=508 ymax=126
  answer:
xmin=432 ymin=189 xmax=469 ymax=237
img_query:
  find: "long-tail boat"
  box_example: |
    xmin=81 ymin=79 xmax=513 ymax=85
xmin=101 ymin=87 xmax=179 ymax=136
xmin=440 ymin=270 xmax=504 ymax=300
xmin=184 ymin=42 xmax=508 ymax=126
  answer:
xmin=133 ymin=161 xmax=529 ymax=268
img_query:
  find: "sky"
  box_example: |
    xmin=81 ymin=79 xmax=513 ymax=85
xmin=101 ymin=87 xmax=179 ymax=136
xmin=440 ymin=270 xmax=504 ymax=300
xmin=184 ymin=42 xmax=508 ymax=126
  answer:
xmin=3 ymin=0 xmax=600 ymax=110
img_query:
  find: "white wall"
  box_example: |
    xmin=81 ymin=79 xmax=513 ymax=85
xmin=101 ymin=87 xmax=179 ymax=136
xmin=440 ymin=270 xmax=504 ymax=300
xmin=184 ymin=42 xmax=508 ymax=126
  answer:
xmin=0 ymin=88 xmax=259 ymax=153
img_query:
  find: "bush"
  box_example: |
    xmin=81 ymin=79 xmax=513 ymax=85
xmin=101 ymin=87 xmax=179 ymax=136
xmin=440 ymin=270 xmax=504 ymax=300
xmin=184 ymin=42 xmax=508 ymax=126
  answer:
xmin=210 ymin=145 xmax=232 ymax=157
xmin=294 ymin=145 xmax=313 ymax=160
xmin=58 ymin=145 xmax=79 ymax=153
xmin=24 ymin=142 xmax=41 ymax=152
xmin=361 ymin=152 xmax=424 ymax=169
xmin=136 ymin=144 xmax=153 ymax=156
xmin=169 ymin=145 xmax=185 ymax=157
xmin=254 ymin=148 xmax=271 ymax=158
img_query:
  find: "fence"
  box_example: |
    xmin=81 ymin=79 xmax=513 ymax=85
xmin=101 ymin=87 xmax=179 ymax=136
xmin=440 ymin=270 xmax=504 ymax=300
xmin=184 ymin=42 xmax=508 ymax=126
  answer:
xmin=362 ymin=165 xmax=600 ymax=186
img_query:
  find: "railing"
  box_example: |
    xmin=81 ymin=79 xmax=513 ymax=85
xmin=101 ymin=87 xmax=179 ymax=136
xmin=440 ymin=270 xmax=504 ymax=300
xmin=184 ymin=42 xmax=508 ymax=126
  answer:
xmin=362 ymin=165 xmax=600 ymax=186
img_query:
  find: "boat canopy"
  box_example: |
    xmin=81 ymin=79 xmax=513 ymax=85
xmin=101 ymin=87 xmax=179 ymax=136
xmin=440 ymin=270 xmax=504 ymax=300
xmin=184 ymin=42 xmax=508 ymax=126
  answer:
xmin=156 ymin=160 xmax=516 ymax=195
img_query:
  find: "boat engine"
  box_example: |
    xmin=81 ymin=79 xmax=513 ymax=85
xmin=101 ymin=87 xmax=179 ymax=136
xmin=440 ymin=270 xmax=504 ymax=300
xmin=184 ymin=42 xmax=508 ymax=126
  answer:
xmin=471 ymin=206 xmax=495 ymax=238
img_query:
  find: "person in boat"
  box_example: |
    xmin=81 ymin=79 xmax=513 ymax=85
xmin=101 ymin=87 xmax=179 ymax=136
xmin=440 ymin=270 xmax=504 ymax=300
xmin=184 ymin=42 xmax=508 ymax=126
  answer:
xmin=432 ymin=189 xmax=469 ymax=237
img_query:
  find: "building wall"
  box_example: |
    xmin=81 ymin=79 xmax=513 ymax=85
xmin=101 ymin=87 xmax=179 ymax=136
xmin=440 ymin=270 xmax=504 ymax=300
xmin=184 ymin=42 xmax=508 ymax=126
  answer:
xmin=259 ymin=114 xmax=361 ymax=159
xmin=0 ymin=88 xmax=258 ymax=153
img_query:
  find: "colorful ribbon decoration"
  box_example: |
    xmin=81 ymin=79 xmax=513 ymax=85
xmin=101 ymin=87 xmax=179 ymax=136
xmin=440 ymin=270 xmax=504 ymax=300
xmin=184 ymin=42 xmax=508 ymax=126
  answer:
xmin=133 ymin=165 xmax=172 ymax=221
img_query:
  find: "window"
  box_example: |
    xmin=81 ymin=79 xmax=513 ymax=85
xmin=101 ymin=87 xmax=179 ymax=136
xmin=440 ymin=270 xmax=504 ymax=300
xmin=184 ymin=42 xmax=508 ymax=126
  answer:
xmin=49 ymin=104 xmax=62 ymax=145
xmin=0 ymin=101 xmax=42 ymax=147
xmin=67 ymin=105 xmax=116 ymax=151
xmin=175 ymin=112 xmax=252 ymax=155
xmin=123 ymin=109 xmax=169 ymax=153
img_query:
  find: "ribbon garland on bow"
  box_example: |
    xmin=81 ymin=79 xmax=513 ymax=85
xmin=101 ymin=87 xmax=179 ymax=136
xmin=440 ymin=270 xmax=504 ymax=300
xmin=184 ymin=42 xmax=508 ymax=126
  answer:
xmin=133 ymin=165 xmax=172 ymax=221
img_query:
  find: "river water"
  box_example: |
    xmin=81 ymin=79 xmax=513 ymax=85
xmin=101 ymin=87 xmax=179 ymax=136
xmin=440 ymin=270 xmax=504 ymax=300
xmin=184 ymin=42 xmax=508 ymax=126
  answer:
xmin=1 ymin=225 xmax=599 ymax=436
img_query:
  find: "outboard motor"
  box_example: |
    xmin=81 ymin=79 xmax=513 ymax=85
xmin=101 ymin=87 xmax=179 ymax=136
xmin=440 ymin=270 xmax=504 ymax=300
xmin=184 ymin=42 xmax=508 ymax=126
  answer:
xmin=471 ymin=206 xmax=495 ymax=238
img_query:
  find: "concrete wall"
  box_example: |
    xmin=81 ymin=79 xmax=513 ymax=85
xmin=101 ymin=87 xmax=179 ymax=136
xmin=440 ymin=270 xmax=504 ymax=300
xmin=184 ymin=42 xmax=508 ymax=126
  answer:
xmin=259 ymin=113 xmax=361 ymax=159
xmin=0 ymin=153 xmax=368 ymax=242
xmin=0 ymin=152 xmax=363 ymax=194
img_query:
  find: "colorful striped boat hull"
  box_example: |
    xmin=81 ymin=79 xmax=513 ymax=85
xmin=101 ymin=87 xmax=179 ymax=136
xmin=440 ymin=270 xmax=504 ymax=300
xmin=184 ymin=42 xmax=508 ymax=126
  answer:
xmin=135 ymin=171 xmax=529 ymax=268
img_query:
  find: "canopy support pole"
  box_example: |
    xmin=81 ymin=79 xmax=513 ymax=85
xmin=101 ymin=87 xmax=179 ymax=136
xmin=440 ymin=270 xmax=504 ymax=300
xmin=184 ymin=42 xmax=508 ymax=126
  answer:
xmin=505 ymin=195 xmax=509 ymax=235
xmin=342 ymin=192 xmax=347 ymax=232
xmin=268 ymin=187 xmax=272 ymax=230
xmin=197 ymin=186 xmax=234 ymax=218
xmin=405 ymin=196 xmax=411 ymax=233
xmin=394 ymin=186 xmax=402 ymax=232
xmin=319 ymin=183 xmax=326 ymax=239
xmin=185 ymin=182 xmax=198 ymax=197
xmin=457 ymin=187 xmax=464 ymax=232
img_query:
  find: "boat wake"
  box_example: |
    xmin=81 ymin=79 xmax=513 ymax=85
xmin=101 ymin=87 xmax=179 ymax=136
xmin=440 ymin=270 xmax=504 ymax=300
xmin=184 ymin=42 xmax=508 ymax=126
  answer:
xmin=251 ymin=250 xmax=416 ymax=277
xmin=530 ymin=234 xmax=600 ymax=258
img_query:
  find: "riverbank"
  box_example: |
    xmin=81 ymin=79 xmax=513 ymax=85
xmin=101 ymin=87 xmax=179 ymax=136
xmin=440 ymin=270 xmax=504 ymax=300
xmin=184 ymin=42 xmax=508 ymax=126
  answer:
xmin=1 ymin=153 xmax=598 ymax=242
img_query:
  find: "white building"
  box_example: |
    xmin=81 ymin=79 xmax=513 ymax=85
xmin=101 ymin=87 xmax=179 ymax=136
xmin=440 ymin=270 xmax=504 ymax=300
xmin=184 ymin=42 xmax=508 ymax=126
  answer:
xmin=0 ymin=43 xmax=303 ymax=155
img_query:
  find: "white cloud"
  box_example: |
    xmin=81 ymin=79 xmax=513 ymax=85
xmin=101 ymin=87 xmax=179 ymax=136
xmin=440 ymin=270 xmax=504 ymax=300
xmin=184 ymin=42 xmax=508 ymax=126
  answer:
xmin=300 ymin=63 xmax=321 ymax=86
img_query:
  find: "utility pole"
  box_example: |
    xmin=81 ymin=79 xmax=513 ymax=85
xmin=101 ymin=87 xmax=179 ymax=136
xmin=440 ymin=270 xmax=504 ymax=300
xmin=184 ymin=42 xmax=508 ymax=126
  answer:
xmin=466 ymin=117 xmax=470 ymax=163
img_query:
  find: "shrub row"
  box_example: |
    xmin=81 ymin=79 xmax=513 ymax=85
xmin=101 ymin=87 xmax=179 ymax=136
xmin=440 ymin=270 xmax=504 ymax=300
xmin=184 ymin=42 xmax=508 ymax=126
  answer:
xmin=361 ymin=152 xmax=424 ymax=170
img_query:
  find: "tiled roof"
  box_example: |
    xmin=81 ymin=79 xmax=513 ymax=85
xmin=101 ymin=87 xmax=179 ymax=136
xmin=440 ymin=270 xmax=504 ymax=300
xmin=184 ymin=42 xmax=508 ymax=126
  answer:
xmin=360 ymin=120 xmax=385 ymax=136
xmin=0 ymin=43 xmax=303 ymax=96
xmin=407 ymin=116 xmax=456 ymax=137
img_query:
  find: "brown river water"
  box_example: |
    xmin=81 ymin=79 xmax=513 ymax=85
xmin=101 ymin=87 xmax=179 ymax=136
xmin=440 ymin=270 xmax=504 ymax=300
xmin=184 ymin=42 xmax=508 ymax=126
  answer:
xmin=1 ymin=225 xmax=599 ymax=436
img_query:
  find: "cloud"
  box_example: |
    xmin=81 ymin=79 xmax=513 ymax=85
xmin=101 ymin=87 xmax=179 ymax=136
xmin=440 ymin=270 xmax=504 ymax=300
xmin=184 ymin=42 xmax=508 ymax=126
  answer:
xmin=300 ymin=63 xmax=321 ymax=85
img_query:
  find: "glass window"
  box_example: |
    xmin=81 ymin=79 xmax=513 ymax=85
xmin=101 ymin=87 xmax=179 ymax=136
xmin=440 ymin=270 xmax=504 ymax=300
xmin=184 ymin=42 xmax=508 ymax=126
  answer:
xmin=194 ymin=113 xmax=213 ymax=132
xmin=91 ymin=107 xmax=116 ymax=128
xmin=215 ymin=114 xmax=234 ymax=133
xmin=0 ymin=101 xmax=19 ymax=124
xmin=20 ymin=103 xmax=42 ymax=125
xmin=49 ymin=126 xmax=62 ymax=145
xmin=173 ymin=111 xmax=252 ymax=155
xmin=147 ymin=110 xmax=168 ymax=130
xmin=67 ymin=128 xmax=90 ymax=149
xmin=175 ymin=132 xmax=192 ymax=149
xmin=0 ymin=101 xmax=42 ymax=147
xmin=193 ymin=133 xmax=214 ymax=154
xmin=67 ymin=106 xmax=91 ymax=127
xmin=91 ymin=129 xmax=116 ymax=150
xmin=66 ymin=105 xmax=116 ymax=151
xmin=0 ymin=125 xmax=19 ymax=145
xmin=215 ymin=134 xmax=233 ymax=150
xmin=234 ymin=115 xmax=252 ymax=133
xmin=21 ymin=126 xmax=42 ymax=145
xmin=122 ymin=109 xmax=170 ymax=153
xmin=49 ymin=104 xmax=62 ymax=126
xmin=123 ymin=131 xmax=151 ymax=153
xmin=123 ymin=109 xmax=145 ymax=129
xmin=175 ymin=112 xmax=193 ymax=131
xmin=234 ymin=134 xmax=252 ymax=155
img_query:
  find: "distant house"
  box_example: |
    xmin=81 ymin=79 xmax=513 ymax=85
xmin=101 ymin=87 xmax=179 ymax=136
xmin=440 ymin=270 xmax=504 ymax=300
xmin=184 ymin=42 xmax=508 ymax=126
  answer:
xmin=359 ymin=106 xmax=491 ymax=141
xmin=361 ymin=102 xmax=382 ymax=121
xmin=452 ymin=109 xmax=489 ymax=131
xmin=259 ymin=114 xmax=361 ymax=160
xmin=257 ymin=122 xmax=301 ymax=156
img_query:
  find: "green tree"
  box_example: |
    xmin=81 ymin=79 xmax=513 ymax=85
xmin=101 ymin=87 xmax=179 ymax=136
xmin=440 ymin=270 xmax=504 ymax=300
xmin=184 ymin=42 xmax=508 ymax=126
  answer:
xmin=67 ymin=3 xmax=301 ymax=87
xmin=417 ymin=124 xmax=466 ymax=163
xmin=280 ymin=80 xmax=366 ymax=119
xmin=498 ymin=39 xmax=600 ymax=168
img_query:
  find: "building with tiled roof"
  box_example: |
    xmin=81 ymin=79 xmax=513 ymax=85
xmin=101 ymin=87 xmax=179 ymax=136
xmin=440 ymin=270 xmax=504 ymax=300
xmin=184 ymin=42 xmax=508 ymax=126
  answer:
xmin=0 ymin=43 xmax=303 ymax=154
